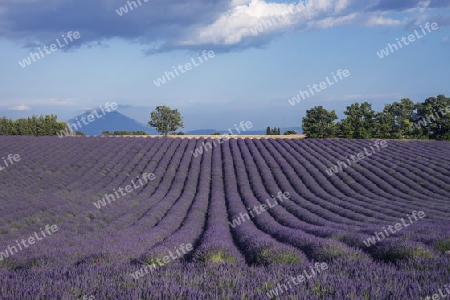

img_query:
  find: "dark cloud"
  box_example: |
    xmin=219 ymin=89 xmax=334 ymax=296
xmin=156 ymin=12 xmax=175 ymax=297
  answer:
xmin=429 ymin=0 xmax=450 ymax=8
xmin=0 ymin=0 xmax=229 ymax=52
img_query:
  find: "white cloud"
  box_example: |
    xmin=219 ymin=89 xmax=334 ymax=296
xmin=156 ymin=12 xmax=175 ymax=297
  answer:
xmin=8 ymin=104 xmax=31 ymax=111
xmin=178 ymin=0 xmax=316 ymax=46
xmin=178 ymin=0 xmax=407 ymax=47
xmin=306 ymin=13 xmax=358 ymax=29
xmin=42 ymin=98 xmax=77 ymax=105
xmin=366 ymin=16 xmax=403 ymax=27
xmin=405 ymin=0 xmax=430 ymax=13
xmin=1 ymin=98 xmax=79 ymax=106
xmin=334 ymin=0 xmax=351 ymax=13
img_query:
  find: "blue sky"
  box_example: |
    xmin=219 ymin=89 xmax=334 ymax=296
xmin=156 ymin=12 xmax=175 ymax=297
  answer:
xmin=1 ymin=0 xmax=449 ymax=131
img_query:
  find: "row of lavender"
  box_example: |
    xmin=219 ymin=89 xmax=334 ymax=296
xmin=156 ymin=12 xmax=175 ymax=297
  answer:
xmin=0 ymin=136 xmax=449 ymax=299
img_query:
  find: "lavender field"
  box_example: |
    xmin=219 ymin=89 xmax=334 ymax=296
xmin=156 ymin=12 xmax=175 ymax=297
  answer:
xmin=0 ymin=136 xmax=449 ymax=299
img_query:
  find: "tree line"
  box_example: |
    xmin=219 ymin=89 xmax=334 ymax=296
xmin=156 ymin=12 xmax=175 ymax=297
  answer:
xmin=3 ymin=96 xmax=450 ymax=140
xmin=302 ymin=94 xmax=450 ymax=140
xmin=266 ymin=127 xmax=281 ymax=135
xmin=0 ymin=115 xmax=67 ymax=136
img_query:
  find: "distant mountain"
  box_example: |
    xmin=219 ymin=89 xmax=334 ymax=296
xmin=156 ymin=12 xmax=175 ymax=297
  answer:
xmin=67 ymin=111 xmax=157 ymax=136
xmin=65 ymin=110 xmax=303 ymax=136
xmin=184 ymin=129 xmax=219 ymax=135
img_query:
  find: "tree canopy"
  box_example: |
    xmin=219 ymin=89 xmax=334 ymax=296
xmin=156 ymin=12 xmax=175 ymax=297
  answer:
xmin=148 ymin=106 xmax=184 ymax=137
xmin=0 ymin=115 xmax=67 ymax=136
xmin=302 ymin=106 xmax=338 ymax=138
xmin=301 ymin=94 xmax=450 ymax=140
xmin=266 ymin=127 xmax=281 ymax=135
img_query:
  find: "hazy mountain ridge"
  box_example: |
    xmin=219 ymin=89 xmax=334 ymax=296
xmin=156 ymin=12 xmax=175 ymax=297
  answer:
xmin=67 ymin=111 xmax=157 ymax=135
xmin=67 ymin=111 xmax=302 ymax=136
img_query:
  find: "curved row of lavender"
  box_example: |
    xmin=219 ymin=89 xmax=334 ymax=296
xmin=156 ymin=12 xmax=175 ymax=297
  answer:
xmin=0 ymin=136 xmax=449 ymax=299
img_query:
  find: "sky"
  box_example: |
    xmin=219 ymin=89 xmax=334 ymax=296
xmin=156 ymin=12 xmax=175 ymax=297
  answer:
xmin=0 ymin=0 xmax=449 ymax=131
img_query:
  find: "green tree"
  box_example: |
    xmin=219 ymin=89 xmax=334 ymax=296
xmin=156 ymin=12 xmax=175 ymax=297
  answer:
xmin=338 ymin=102 xmax=376 ymax=139
xmin=413 ymin=94 xmax=450 ymax=140
xmin=268 ymin=127 xmax=280 ymax=135
xmin=148 ymin=106 xmax=184 ymax=137
xmin=133 ymin=131 xmax=148 ymax=135
xmin=395 ymin=98 xmax=416 ymax=138
xmin=374 ymin=107 xmax=396 ymax=139
xmin=376 ymin=98 xmax=416 ymax=139
xmin=283 ymin=130 xmax=297 ymax=135
xmin=0 ymin=114 xmax=66 ymax=136
xmin=266 ymin=127 xmax=280 ymax=135
xmin=302 ymin=106 xmax=338 ymax=138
